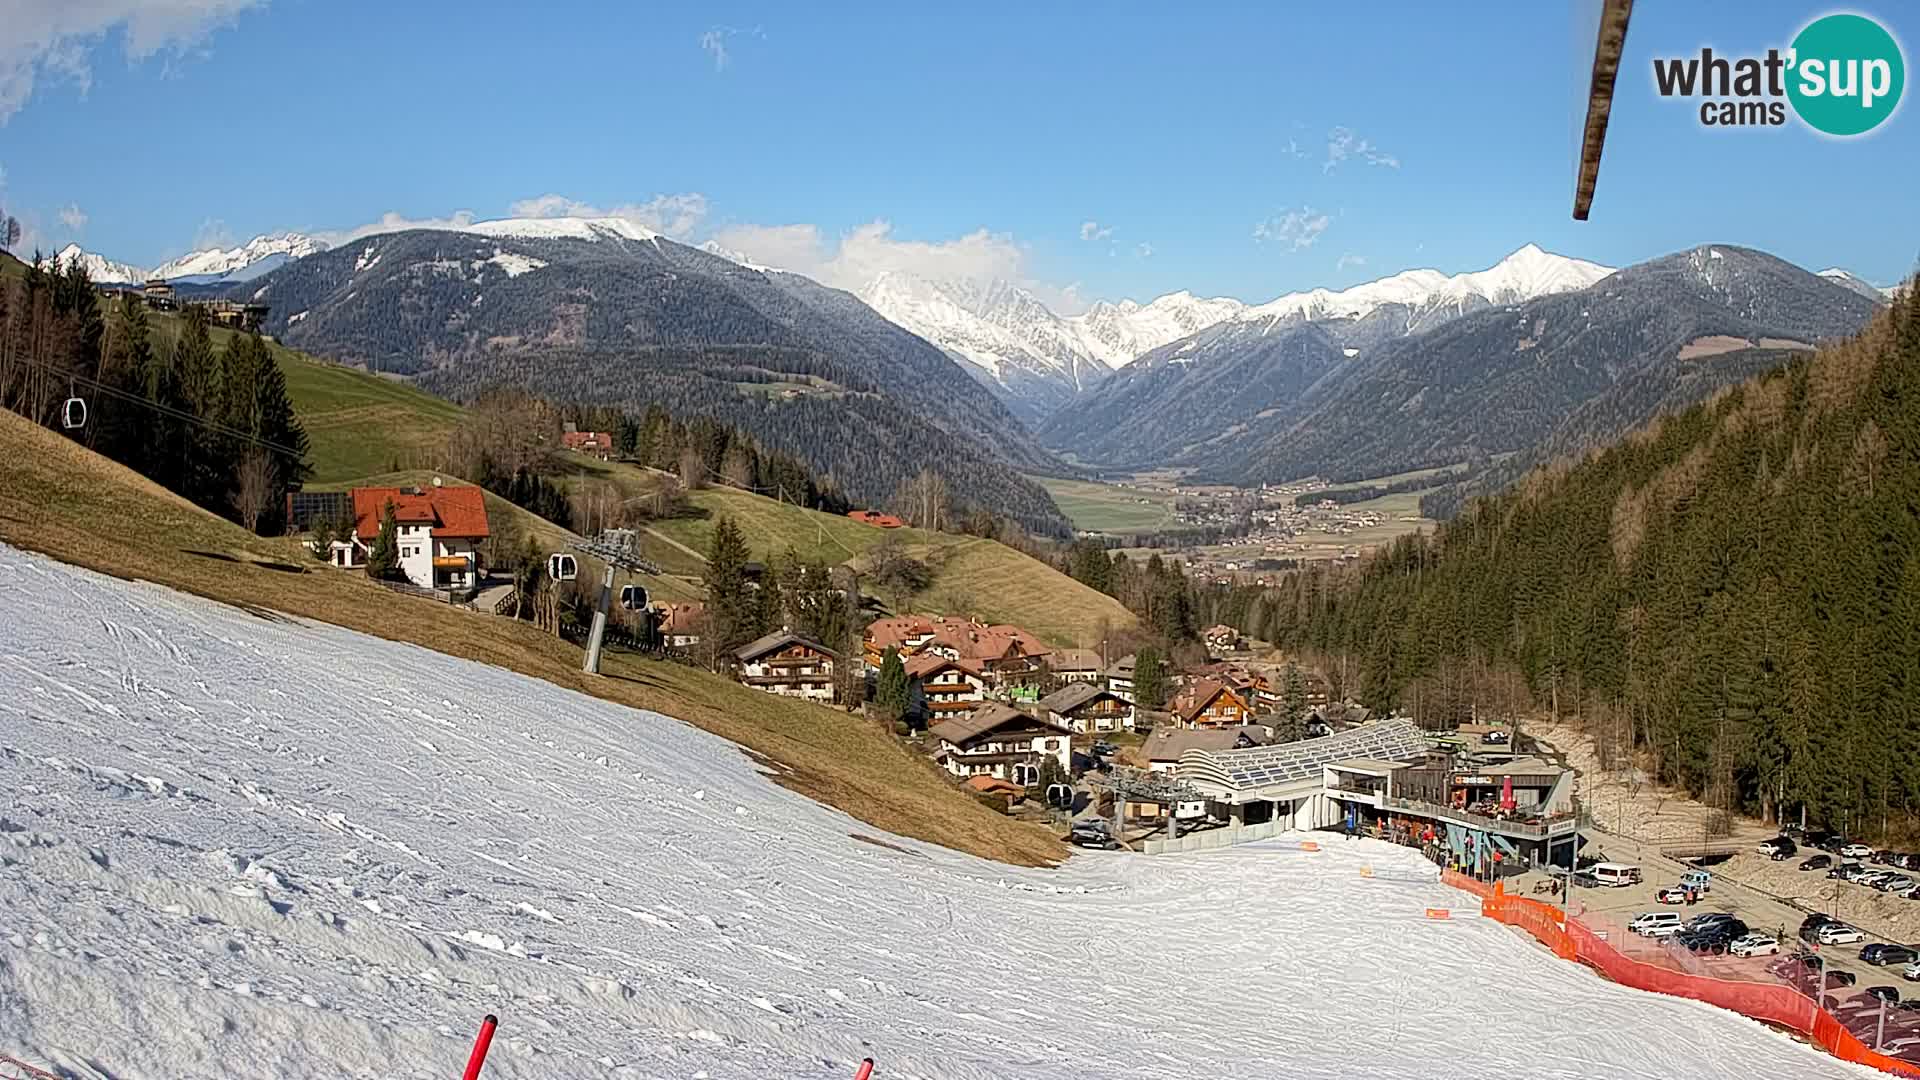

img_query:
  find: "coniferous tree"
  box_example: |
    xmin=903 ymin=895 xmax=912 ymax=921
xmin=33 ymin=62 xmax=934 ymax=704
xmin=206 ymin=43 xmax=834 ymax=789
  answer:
xmin=366 ymin=501 xmax=401 ymax=580
xmin=705 ymin=515 xmax=753 ymax=654
xmin=874 ymin=646 xmax=910 ymax=722
xmin=1134 ymin=648 xmax=1167 ymax=710
xmin=1281 ymin=661 xmax=1308 ymax=741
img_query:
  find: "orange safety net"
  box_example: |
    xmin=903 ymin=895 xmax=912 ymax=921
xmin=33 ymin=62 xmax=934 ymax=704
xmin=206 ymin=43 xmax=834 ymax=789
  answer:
xmin=1456 ymin=880 xmax=1920 ymax=1078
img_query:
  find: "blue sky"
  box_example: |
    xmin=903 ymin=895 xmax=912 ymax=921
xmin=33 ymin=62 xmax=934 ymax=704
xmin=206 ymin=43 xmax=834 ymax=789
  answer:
xmin=1 ymin=0 xmax=1913 ymax=308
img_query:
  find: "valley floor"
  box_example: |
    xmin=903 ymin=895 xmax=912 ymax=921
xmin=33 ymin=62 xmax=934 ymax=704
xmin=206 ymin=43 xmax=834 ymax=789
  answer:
xmin=0 ymin=547 xmax=1870 ymax=1079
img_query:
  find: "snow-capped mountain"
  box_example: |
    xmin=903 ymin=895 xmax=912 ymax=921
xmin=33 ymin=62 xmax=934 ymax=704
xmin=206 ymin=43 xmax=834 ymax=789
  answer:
xmin=53 ymin=244 xmax=146 ymax=285
xmin=855 ymin=272 xmax=1115 ymax=424
xmin=1068 ymin=292 xmax=1249 ymax=369
xmin=1232 ymin=243 xmax=1615 ymax=334
xmin=47 ymin=234 xmax=328 ymax=286
xmin=854 ymin=244 xmax=1613 ymax=423
xmin=1817 ymin=267 xmax=1897 ymax=302
xmin=152 ymin=233 xmax=328 ymax=284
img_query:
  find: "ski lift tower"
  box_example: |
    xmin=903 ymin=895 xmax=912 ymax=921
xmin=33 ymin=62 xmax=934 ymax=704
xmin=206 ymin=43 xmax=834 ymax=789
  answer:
xmin=570 ymin=528 xmax=663 ymax=676
xmin=1084 ymin=766 xmax=1206 ymax=843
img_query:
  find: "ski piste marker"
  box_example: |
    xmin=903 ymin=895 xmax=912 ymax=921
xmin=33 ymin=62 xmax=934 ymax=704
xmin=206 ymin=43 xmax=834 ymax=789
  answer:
xmin=462 ymin=1014 xmax=498 ymax=1080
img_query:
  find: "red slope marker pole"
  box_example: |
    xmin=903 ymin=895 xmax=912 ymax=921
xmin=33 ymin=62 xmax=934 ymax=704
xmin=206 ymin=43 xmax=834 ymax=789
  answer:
xmin=462 ymin=1014 xmax=499 ymax=1080
xmin=853 ymin=1059 xmax=874 ymax=1080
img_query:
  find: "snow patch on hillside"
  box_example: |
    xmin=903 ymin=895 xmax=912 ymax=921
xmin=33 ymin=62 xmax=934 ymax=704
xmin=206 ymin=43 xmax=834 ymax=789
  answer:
xmin=0 ymin=546 xmax=1863 ymax=1079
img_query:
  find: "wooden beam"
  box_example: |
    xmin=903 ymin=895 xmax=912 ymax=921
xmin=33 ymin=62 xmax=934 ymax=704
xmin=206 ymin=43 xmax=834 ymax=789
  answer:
xmin=1573 ymin=0 xmax=1635 ymax=220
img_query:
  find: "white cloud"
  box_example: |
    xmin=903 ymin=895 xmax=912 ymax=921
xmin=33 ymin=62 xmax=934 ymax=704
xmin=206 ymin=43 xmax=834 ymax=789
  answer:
xmin=1323 ymin=126 xmax=1400 ymax=173
xmin=1251 ymin=207 xmax=1330 ymax=252
xmin=193 ymin=217 xmax=234 ymax=250
xmin=507 ymin=193 xmax=708 ymax=238
xmin=1281 ymin=137 xmax=1307 ymax=160
xmin=699 ymin=25 xmax=762 ymax=72
xmin=1079 ymin=220 xmax=1113 ymax=242
xmin=310 ymin=209 xmax=479 ymax=248
xmin=1336 ymin=252 xmax=1366 ymax=271
xmin=711 ymin=219 xmax=1087 ymax=314
xmin=0 ymin=0 xmax=265 ymax=124
xmin=1136 ymin=242 xmax=1154 ymax=258
xmin=56 ymin=203 xmax=86 ymax=231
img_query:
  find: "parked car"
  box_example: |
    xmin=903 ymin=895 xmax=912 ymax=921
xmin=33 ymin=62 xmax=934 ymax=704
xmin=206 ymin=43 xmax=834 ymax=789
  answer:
xmin=1843 ymin=842 xmax=1876 ymax=858
xmin=1631 ymin=911 xmax=1685 ymax=936
xmin=1090 ymin=741 xmax=1118 ymax=757
xmin=1867 ymin=985 xmax=1902 ymax=1004
xmin=1801 ymin=854 xmax=1833 ymax=871
xmin=1679 ymin=868 xmax=1714 ymax=894
xmin=1862 ymin=945 xmax=1917 ymax=967
xmin=1819 ymin=923 xmax=1867 ymax=945
xmin=1686 ymin=912 xmax=1742 ymax=933
xmin=1880 ymin=875 xmax=1917 ymax=893
xmin=1068 ymin=821 xmax=1120 ymax=850
xmin=1680 ymin=919 xmax=1749 ymax=954
xmin=1828 ymin=969 xmax=1860 ymax=987
xmin=1903 ymin=960 xmax=1920 ymax=982
xmin=1730 ymin=934 xmax=1781 ymax=957
xmin=1829 ymin=861 xmax=1864 ymax=879
xmin=1757 ymin=836 xmax=1794 ymax=856
xmin=1770 ymin=846 xmax=1797 ymax=861
xmin=1655 ymin=886 xmax=1690 ymax=905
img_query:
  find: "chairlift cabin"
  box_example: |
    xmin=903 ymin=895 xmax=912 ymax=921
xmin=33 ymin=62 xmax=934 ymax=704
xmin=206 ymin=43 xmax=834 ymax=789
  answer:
xmin=1045 ymin=783 xmax=1074 ymax=809
xmin=619 ymin=584 xmax=648 ymax=611
xmin=547 ymin=553 xmax=578 ymax=582
xmin=62 ymin=395 xmax=87 ymax=430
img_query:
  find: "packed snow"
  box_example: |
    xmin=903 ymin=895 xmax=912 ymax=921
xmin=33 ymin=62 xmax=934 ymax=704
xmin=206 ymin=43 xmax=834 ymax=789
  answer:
xmin=0 ymin=547 xmax=1869 ymax=1079
xmin=481 ymin=250 xmax=548 ymax=279
xmin=462 ymin=217 xmax=662 ymax=244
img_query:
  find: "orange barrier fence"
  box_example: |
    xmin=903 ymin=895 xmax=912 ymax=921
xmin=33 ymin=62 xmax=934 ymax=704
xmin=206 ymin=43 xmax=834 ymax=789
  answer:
xmin=1440 ymin=869 xmax=1493 ymax=899
xmin=1466 ymin=881 xmax=1920 ymax=1078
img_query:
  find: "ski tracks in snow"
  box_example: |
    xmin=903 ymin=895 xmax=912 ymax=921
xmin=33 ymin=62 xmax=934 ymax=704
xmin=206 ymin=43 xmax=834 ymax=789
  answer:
xmin=0 ymin=546 xmax=1876 ymax=1079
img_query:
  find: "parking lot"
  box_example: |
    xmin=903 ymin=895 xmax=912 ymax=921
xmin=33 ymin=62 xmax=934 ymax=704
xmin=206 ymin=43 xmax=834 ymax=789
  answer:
xmin=1504 ymin=826 xmax=1920 ymax=1061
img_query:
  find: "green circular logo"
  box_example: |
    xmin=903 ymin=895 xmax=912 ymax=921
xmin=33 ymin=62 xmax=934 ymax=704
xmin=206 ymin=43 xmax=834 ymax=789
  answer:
xmin=1788 ymin=13 xmax=1905 ymax=136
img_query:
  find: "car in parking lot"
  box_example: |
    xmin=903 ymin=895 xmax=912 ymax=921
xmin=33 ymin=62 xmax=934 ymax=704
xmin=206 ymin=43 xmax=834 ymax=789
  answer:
xmin=1827 ymin=969 xmax=1860 ymax=987
xmin=1818 ymin=923 xmax=1866 ymax=945
xmin=1843 ymin=842 xmax=1876 ymax=858
xmin=1729 ymin=933 xmax=1780 ymax=957
xmin=1801 ymin=915 xmax=1838 ymax=944
xmin=1830 ymin=861 xmax=1865 ymax=880
xmin=1655 ymin=886 xmax=1690 ymax=905
xmin=1904 ymin=960 xmax=1920 ymax=982
xmin=1757 ymin=836 xmax=1794 ymax=856
xmin=1861 ymin=944 xmax=1918 ymax=966
xmin=1090 ymin=740 xmax=1118 ymax=757
xmin=1631 ymin=911 xmax=1684 ymax=937
xmin=1867 ymin=985 xmax=1903 ymax=1004
xmin=1880 ymin=875 xmax=1917 ymax=893
xmin=1679 ymin=918 xmax=1750 ymax=954
xmin=1801 ymin=854 xmax=1833 ymax=871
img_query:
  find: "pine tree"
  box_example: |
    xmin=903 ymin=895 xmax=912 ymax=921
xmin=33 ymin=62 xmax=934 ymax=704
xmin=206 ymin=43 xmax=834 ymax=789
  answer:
xmin=875 ymin=646 xmax=910 ymax=722
xmin=366 ymin=500 xmax=401 ymax=580
xmin=705 ymin=515 xmax=753 ymax=653
xmin=1134 ymin=648 xmax=1167 ymax=710
xmin=1282 ymin=660 xmax=1308 ymax=740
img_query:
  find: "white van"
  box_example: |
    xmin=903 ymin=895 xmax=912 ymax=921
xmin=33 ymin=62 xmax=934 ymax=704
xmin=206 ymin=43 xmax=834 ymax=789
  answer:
xmin=1592 ymin=862 xmax=1643 ymax=887
xmin=1630 ymin=911 xmax=1683 ymax=937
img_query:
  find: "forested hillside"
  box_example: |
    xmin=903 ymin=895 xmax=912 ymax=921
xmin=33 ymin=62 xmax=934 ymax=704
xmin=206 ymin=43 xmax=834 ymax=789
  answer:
xmin=247 ymin=227 xmax=1070 ymax=535
xmin=1260 ymin=291 xmax=1920 ymax=833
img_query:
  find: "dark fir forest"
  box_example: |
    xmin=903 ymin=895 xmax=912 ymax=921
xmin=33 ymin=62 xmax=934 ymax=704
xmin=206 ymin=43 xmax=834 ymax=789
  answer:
xmin=1245 ymin=290 xmax=1920 ymax=833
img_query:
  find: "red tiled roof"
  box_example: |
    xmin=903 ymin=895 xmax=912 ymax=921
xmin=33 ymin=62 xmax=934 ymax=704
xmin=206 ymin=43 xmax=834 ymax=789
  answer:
xmin=904 ymin=653 xmax=983 ymax=679
xmin=561 ymin=431 xmax=613 ymax=449
xmin=350 ymin=485 xmax=490 ymax=541
xmin=847 ymin=509 xmax=905 ymax=528
xmin=964 ymin=775 xmax=1024 ymax=796
xmin=1173 ymin=677 xmax=1242 ymax=724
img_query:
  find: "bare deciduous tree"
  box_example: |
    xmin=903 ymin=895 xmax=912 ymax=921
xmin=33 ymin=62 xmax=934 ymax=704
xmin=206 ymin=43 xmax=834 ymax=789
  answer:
xmin=232 ymin=449 xmax=278 ymax=534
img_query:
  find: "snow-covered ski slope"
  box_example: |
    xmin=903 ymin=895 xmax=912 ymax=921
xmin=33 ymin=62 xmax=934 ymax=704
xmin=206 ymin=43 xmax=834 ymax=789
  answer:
xmin=0 ymin=547 xmax=1868 ymax=1079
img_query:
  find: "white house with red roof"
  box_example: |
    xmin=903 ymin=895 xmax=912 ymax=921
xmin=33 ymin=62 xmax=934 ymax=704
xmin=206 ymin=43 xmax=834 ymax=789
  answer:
xmin=324 ymin=483 xmax=490 ymax=592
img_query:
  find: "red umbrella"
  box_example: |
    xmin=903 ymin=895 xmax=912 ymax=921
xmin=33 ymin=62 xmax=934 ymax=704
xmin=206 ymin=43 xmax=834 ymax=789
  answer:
xmin=1501 ymin=775 xmax=1515 ymax=811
